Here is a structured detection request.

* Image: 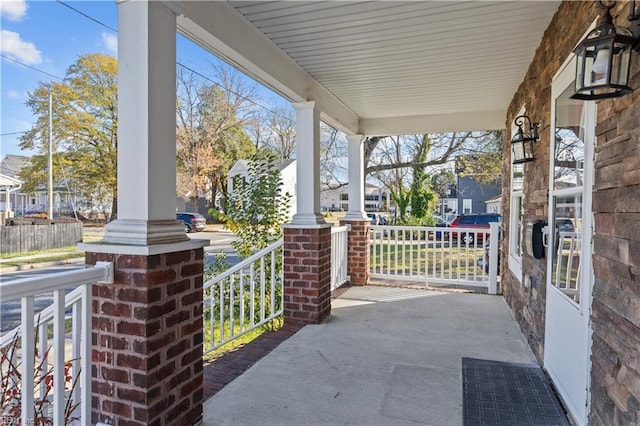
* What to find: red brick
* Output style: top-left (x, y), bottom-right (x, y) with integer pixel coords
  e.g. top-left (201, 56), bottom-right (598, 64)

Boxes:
top-left (117, 387), bottom-right (147, 405)
top-left (133, 269), bottom-right (177, 287)
top-left (117, 321), bottom-right (146, 336)
top-left (103, 399), bottom-right (131, 416)
top-left (181, 263), bottom-right (202, 278)
top-left (167, 338), bottom-right (190, 360)
top-left (102, 367), bottom-right (130, 384)
top-left (166, 279), bottom-right (191, 296)
top-left (117, 354), bottom-right (146, 371)
top-left (101, 301), bottom-right (132, 317)
top-left (165, 250), bottom-right (192, 265)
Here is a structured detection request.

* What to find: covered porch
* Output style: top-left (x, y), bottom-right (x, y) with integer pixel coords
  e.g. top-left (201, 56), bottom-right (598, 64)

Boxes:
top-left (10, 0), bottom-right (631, 424)
top-left (87, 1), bottom-right (563, 424)
top-left (202, 284), bottom-right (544, 425)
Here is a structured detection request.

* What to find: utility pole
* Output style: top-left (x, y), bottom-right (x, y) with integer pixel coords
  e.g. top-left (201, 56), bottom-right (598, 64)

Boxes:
top-left (48, 91), bottom-right (53, 220)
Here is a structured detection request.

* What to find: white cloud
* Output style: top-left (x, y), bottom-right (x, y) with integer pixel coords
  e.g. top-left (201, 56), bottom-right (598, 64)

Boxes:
top-left (0, 29), bottom-right (42, 65)
top-left (7, 89), bottom-right (24, 99)
top-left (0, 0), bottom-right (27, 22)
top-left (102, 32), bottom-right (117, 55)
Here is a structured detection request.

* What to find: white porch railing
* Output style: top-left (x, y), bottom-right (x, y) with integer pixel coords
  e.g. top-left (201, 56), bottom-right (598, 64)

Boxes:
top-left (370, 222), bottom-right (500, 294)
top-left (0, 262), bottom-right (114, 425)
top-left (203, 240), bottom-right (284, 355)
top-left (330, 225), bottom-right (349, 290)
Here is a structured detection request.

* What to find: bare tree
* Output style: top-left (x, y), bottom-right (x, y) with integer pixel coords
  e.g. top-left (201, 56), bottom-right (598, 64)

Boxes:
top-left (176, 65), bottom-right (257, 211)
top-left (262, 105), bottom-right (296, 159)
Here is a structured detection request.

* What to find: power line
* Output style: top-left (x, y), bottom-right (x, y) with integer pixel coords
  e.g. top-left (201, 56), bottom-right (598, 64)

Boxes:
top-left (55, 1), bottom-right (117, 33)
top-left (0, 131), bottom-right (29, 136)
top-left (0, 55), bottom-right (63, 80)
top-left (53, 0), bottom-right (295, 125)
top-left (176, 62), bottom-right (293, 124)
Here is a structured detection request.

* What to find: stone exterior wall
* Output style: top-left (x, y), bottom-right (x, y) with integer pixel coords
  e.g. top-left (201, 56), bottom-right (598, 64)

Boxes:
top-left (590, 49), bottom-right (640, 425)
top-left (502, 1), bottom-right (640, 424)
top-left (87, 249), bottom-right (204, 425)
top-left (502, 0), bottom-right (598, 363)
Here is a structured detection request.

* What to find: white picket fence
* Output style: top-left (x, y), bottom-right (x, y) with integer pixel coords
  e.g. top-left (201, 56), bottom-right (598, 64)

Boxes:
top-left (369, 222), bottom-right (499, 294)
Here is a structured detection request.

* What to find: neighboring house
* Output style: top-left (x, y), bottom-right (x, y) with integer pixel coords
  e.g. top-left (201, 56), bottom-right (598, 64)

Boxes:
top-left (485, 196), bottom-right (501, 213)
top-left (0, 154), bottom-right (94, 218)
top-left (227, 158), bottom-right (297, 219)
top-left (455, 156), bottom-right (502, 215)
top-left (320, 183), bottom-right (385, 212)
top-left (0, 173), bottom-right (22, 222)
top-left (1, 155), bottom-right (30, 217)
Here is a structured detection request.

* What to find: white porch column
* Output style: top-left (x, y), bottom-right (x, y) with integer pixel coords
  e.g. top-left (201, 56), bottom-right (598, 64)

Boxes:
top-left (343, 134), bottom-right (369, 221)
top-left (290, 101), bottom-right (326, 226)
top-left (101, 0), bottom-right (186, 245)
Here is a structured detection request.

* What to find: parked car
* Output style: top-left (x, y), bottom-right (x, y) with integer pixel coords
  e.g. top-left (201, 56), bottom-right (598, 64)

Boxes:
top-left (177, 212), bottom-right (206, 233)
top-left (367, 213), bottom-right (387, 225)
top-left (449, 213), bottom-right (501, 244)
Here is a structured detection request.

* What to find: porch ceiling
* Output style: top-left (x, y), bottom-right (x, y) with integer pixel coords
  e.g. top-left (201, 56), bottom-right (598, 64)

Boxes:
top-left (170, 1), bottom-right (561, 135)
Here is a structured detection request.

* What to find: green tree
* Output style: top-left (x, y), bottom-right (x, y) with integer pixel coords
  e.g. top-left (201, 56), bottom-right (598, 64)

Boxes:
top-left (409, 135), bottom-right (436, 219)
top-left (19, 54), bottom-right (118, 219)
top-left (212, 151), bottom-right (291, 259)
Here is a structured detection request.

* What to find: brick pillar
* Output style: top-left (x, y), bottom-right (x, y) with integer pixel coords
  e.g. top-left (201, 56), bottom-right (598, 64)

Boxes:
top-left (340, 219), bottom-right (370, 286)
top-left (87, 248), bottom-right (203, 425)
top-left (283, 225), bottom-right (332, 324)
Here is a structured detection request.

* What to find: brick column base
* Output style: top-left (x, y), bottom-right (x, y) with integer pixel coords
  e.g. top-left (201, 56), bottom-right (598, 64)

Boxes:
top-left (86, 248), bottom-right (204, 425)
top-left (283, 225), bottom-right (332, 324)
top-left (340, 220), bottom-right (370, 286)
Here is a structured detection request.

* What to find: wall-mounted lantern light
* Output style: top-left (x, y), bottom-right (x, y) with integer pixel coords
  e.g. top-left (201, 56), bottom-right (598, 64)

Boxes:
top-left (572, 0), bottom-right (640, 100)
top-left (511, 115), bottom-right (539, 164)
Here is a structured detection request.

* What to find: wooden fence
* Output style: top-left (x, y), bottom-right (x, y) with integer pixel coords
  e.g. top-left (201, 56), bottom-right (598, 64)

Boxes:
top-left (0, 222), bottom-right (83, 254)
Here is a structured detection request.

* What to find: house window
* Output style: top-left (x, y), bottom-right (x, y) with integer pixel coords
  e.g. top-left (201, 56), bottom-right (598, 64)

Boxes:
top-left (509, 109), bottom-right (525, 281)
top-left (463, 199), bottom-right (472, 214)
top-left (340, 193), bottom-right (348, 201)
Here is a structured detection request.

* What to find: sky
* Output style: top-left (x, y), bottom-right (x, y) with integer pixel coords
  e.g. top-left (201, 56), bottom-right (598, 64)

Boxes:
top-left (0, 0), bottom-right (289, 159)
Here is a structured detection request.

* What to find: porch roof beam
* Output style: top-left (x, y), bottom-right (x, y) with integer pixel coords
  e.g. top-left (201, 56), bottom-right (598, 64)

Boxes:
top-left (360, 109), bottom-right (505, 136)
top-left (169, 1), bottom-right (360, 135)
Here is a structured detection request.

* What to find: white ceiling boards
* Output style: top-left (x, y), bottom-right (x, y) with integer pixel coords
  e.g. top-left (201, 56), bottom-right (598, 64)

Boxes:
top-left (172, 1), bottom-right (561, 135)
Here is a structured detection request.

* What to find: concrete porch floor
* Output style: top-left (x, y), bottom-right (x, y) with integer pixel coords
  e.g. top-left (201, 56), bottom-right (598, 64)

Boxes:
top-left (203, 285), bottom-right (537, 425)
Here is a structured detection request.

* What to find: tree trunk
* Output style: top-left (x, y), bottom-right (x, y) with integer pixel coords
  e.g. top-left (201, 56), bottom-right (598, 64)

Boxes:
top-left (109, 196), bottom-right (117, 222)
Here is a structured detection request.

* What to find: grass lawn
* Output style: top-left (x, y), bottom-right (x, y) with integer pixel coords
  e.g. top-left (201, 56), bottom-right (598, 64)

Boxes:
top-left (370, 242), bottom-right (485, 276)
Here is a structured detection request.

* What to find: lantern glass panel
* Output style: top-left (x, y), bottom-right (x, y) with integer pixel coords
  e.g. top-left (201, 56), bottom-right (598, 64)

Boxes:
top-left (611, 41), bottom-right (631, 86)
top-left (523, 140), bottom-right (535, 160)
top-left (512, 140), bottom-right (524, 163)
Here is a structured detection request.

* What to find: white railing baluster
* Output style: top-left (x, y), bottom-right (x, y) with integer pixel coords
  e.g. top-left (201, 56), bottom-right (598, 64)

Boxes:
top-left (250, 263), bottom-right (255, 327)
top-left (21, 296), bottom-right (35, 426)
top-left (80, 278), bottom-right (92, 423)
top-left (260, 257), bottom-right (266, 322)
top-left (271, 250), bottom-right (276, 316)
top-left (219, 280), bottom-right (224, 343)
top-left (229, 275), bottom-right (236, 335)
top-left (53, 289), bottom-right (65, 425)
top-left (38, 321), bottom-right (48, 401)
top-left (239, 273), bottom-right (245, 332)
top-left (72, 300), bottom-right (81, 406)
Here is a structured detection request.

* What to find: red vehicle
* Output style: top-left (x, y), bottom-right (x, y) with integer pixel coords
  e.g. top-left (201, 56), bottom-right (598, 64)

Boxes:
top-left (449, 213), bottom-right (501, 244)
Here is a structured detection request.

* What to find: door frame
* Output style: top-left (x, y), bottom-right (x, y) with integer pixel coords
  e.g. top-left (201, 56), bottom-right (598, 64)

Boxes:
top-left (544, 53), bottom-right (596, 425)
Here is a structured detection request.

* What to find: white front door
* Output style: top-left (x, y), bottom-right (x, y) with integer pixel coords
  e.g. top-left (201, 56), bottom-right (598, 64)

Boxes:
top-left (544, 57), bottom-right (595, 426)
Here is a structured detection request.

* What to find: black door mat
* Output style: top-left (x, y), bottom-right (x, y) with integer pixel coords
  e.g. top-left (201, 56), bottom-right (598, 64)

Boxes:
top-left (462, 357), bottom-right (570, 426)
